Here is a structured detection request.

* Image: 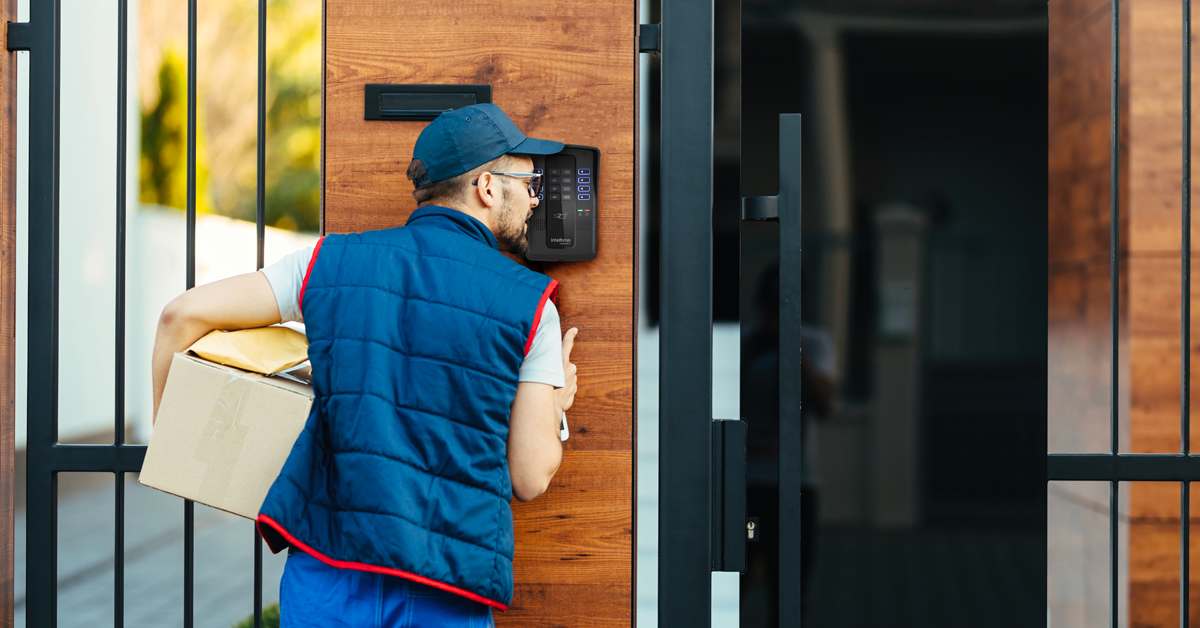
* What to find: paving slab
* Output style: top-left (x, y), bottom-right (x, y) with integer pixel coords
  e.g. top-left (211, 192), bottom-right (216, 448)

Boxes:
top-left (16, 474), bottom-right (285, 628)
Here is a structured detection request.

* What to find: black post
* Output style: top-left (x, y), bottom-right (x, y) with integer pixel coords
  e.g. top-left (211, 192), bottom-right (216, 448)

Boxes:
top-left (24, 0), bottom-right (61, 624)
top-left (658, 0), bottom-right (714, 623)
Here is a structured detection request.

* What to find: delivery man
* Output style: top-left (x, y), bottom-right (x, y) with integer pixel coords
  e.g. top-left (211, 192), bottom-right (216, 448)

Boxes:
top-left (151, 103), bottom-right (578, 627)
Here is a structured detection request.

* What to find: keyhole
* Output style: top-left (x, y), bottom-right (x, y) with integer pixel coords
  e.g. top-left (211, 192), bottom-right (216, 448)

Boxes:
top-left (746, 521), bottom-right (756, 540)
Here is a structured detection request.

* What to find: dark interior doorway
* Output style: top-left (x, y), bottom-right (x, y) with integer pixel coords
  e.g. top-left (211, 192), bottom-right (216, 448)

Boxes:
top-left (730, 8), bottom-right (1047, 628)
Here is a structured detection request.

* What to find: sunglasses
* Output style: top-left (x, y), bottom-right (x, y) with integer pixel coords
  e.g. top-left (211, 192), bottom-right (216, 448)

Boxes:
top-left (472, 172), bottom-right (542, 198)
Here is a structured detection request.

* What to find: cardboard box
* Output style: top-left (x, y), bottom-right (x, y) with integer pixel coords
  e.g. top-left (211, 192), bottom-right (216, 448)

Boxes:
top-left (140, 353), bottom-right (314, 519)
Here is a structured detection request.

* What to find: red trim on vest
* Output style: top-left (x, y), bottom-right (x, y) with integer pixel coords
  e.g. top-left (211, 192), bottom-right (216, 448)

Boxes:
top-left (256, 514), bottom-right (509, 612)
top-left (298, 236), bottom-right (326, 310)
top-left (525, 280), bottom-right (559, 356)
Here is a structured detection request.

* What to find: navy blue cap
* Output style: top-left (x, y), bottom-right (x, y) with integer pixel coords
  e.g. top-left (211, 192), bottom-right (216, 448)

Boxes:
top-left (412, 104), bottom-right (564, 187)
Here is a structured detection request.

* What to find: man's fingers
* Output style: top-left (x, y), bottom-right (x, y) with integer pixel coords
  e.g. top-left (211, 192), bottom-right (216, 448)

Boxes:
top-left (561, 327), bottom-right (579, 361)
top-left (558, 328), bottom-right (580, 414)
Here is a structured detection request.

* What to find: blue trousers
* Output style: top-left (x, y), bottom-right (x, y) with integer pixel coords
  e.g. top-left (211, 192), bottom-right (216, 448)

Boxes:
top-left (280, 550), bottom-right (495, 628)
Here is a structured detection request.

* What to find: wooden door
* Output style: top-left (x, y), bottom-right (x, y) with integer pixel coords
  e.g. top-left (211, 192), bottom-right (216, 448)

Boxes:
top-left (323, 2), bottom-right (637, 625)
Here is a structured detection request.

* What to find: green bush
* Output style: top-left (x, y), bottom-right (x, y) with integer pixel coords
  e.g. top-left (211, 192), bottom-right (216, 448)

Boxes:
top-left (232, 603), bottom-right (280, 628)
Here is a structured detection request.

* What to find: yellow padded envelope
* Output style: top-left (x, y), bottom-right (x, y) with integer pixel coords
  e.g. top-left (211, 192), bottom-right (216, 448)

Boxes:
top-left (187, 327), bottom-right (309, 375)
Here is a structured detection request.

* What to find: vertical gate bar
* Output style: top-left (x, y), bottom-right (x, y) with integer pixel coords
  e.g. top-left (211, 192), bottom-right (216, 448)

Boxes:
top-left (1185, 481), bottom-right (1191, 627)
top-left (1111, 0), bottom-right (1121, 459)
top-left (777, 115), bottom-right (803, 628)
top-left (115, 469), bottom-right (125, 626)
top-left (254, 529), bottom-right (262, 626)
top-left (254, 0), bottom-right (267, 624)
top-left (1185, 0), bottom-right (1192, 459)
top-left (186, 0), bottom-right (196, 292)
top-left (115, 0), bottom-right (129, 622)
top-left (256, 0), bottom-right (266, 272)
top-left (1110, 1), bottom-right (1121, 625)
top-left (1112, 480), bottom-right (1120, 628)
top-left (185, 0), bottom-right (198, 625)
top-left (658, 0), bottom-right (714, 622)
top-left (25, 0), bottom-right (62, 624)
top-left (115, 0), bottom-right (128, 450)
top-left (1185, 2), bottom-right (1192, 625)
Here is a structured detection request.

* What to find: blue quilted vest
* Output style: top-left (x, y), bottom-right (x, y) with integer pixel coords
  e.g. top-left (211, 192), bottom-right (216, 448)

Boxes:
top-left (256, 205), bottom-right (558, 611)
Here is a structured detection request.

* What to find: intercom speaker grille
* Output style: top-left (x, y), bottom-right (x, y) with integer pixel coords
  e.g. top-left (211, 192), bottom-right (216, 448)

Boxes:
top-left (577, 217), bottom-right (592, 232)
top-left (531, 219), bottom-right (547, 231)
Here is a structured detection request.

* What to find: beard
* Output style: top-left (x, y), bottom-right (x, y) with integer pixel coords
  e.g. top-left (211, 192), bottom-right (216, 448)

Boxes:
top-left (493, 186), bottom-right (529, 255)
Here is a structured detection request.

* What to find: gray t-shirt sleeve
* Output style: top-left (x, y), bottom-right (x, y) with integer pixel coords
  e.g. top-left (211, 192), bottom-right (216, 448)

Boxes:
top-left (519, 300), bottom-right (565, 388)
top-left (260, 245), bottom-right (313, 323)
top-left (262, 244), bottom-right (565, 386)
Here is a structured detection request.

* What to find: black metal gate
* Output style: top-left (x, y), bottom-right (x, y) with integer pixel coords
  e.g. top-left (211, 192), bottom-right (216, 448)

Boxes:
top-left (10, 0), bottom-right (1068, 626)
top-left (10, 0), bottom-right (273, 624)
top-left (652, 0), bottom-right (804, 625)
top-left (1045, 1), bottom-right (1198, 626)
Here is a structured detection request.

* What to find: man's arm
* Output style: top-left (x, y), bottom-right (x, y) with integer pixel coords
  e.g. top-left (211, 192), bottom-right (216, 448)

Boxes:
top-left (507, 327), bottom-right (578, 502)
top-left (152, 272), bottom-right (282, 422)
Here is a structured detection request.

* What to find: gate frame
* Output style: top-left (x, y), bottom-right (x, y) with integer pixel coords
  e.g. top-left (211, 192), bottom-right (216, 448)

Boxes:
top-left (10, 0), bottom-right (271, 625)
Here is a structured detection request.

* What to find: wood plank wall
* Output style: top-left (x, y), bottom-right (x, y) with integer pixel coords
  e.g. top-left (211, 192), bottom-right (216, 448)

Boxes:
top-left (0, 0), bottom-right (15, 622)
top-left (1051, 0), bottom-right (1200, 624)
top-left (323, 2), bottom-right (637, 625)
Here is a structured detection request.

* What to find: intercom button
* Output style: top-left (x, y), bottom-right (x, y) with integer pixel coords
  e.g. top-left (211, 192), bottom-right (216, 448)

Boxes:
top-left (578, 177), bottom-right (590, 183)
top-left (578, 168), bottom-right (591, 175)
top-left (550, 177), bottom-right (560, 184)
top-left (550, 169), bottom-right (560, 175)
top-left (578, 186), bottom-right (590, 192)
top-left (563, 194), bottom-right (574, 200)
top-left (550, 186), bottom-right (560, 193)
top-left (550, 194), bottom-right (561, 201)
top-left (578, 194), bottom-right (591, 200)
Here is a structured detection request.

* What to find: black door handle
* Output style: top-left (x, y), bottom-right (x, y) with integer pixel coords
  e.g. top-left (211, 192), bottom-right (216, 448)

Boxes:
top-left (741, 113), bottom-right (803, 627)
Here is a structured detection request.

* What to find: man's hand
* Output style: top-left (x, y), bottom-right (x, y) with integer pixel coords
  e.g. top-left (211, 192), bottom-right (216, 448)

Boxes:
top-left (555, 327), bottom-right (579, 415)
top-left (507, 326), bottom-right (580, 502)
top-left (152, 272), bottom-right (281, 422)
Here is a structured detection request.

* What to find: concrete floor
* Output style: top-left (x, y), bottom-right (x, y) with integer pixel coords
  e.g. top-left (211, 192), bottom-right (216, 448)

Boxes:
top-left (15, 474), bottom-right (287, 628)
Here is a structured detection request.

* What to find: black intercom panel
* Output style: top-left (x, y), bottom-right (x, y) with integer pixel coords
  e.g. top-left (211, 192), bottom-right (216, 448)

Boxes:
top-left (526, 145), bottom-right (599, 262)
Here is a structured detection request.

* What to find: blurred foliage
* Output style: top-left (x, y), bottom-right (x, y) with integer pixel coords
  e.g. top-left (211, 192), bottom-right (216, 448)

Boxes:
top-left (139, 48), bottom-right (213, 213)
top-left (232, 604), bottom-right (280, 628)
top-left (264, 0), bottom-right (321, 232)
top-left (139, 0), bottom-right (320, 232)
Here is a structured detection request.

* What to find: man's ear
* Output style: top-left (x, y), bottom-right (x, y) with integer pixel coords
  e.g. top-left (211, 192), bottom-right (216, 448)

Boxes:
top-left (474, 172), bottom-right (501, 209)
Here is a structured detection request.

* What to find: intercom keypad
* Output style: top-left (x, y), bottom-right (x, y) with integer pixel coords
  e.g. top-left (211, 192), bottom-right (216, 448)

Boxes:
top-left (526, 145), bottom-right (599, 262)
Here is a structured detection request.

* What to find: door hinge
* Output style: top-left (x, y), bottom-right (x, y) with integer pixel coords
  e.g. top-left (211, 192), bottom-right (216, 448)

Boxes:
top-left (639, 23), bottom-right (660, 54)
top-left (6, 21), bottom-right (31, 52)
top-left (712, 418), bottom-right (747, 573)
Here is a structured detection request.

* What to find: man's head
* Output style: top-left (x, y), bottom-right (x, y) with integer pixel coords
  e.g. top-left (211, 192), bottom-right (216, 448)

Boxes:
top-left (406, 104), bottom-right (563, 253)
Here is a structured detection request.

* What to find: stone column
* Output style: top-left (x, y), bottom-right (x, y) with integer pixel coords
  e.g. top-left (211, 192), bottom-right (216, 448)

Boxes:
top-left (869, 204), bottom-right (927, 528)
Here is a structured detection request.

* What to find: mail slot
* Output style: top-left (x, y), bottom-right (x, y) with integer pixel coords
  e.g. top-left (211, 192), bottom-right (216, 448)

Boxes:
top-left (364, 84), bottom-right (492, 121)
